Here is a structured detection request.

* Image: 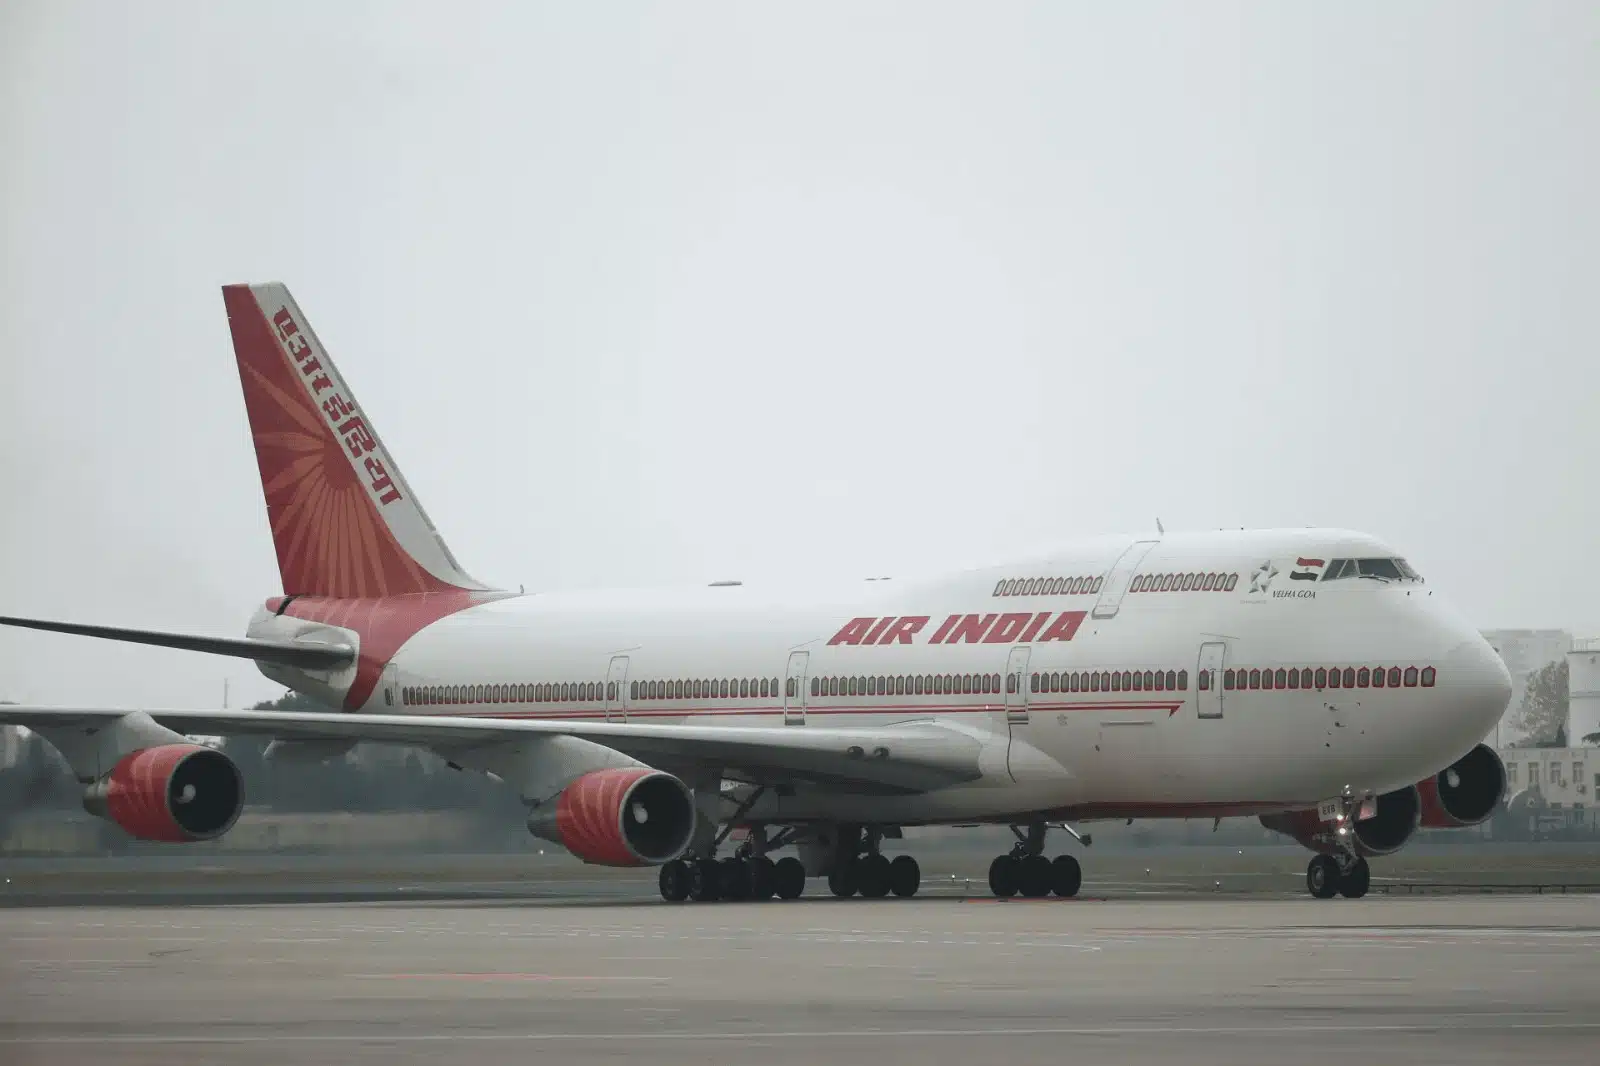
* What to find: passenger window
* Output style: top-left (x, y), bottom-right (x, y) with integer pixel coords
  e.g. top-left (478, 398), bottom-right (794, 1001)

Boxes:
top-left (1131, 671), bottom-right (1143, 691)
top-left (1197, 671), bottom-right (1209, 691)
top-left (1203, 573), bottom-right (1217, 591)
top-left (1388, 667), bottom-right (1403, 688)
top-left (1300, 668), bottom-right (1313, 688)
top-left (1371, 667), bottom-right (1385, 688)
top-left (1421, 666), bottom-right (1436, 687)
top-left (1224, 573), bottom-right (1238, 591)
top-left (1274, 668), bottom-right (1287, 689)
top-left (1343, 667), bottom-right (1357, 688)
top-left (1357, 667), bottom-right (1371, 687)
top-left (1223, 669), bottom-right (1235, 690)
top-left (1314, 667), bottom-right (1328, 689)
top-left (758, 678), bottom-right (768, 698)
top-left (1177, 670), bottom-right (1188, 690)
top-left (1404, 667), bottom-right (1419, 687)
top-left (1287, 669), bottom-right (1300, 690)
top-left (1165, 669), bottom-right (1177, 690)
top-left (1090, 672), bottom-right (1100, 693)
top-left (1092, 577), bottom-right (1103, 593)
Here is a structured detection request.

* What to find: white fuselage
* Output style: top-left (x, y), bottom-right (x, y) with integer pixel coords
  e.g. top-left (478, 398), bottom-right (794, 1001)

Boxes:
top-left (254, 528), bottom-right (1511, 826)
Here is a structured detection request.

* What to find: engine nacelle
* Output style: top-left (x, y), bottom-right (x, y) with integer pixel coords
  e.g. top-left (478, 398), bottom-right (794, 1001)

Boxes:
top-left (1417, 743), bottom-right (1506, 828)
top-left (1260, 784), bottom-right (1421, 858)
top-left (526, 768), bottom-right (694, 867)
top-left (83, 744), bottom-right (244, 842)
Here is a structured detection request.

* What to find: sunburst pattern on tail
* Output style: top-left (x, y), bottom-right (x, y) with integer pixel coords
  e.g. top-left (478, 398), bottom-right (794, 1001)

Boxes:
top-left (222, 283), bottom-right (490, 598)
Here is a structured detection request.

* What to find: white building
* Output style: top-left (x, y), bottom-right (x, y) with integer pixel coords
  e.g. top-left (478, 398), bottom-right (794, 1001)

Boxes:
top-left (1481, 629), bottom-right (1572, 745)
top-left (1568, 638), bottom-right (1600, 747)
top-left (1498, 745), bottom-right (1596, 817)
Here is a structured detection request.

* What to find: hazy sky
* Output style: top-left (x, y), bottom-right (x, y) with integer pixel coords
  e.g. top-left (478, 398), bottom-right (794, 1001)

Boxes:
top-left (2, 2), bottom-right (1596, 709)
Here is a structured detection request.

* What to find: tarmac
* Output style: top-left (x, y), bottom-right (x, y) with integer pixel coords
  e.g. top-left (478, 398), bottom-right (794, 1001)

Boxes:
top-left (3, 892), bottom-right (1598, 1065)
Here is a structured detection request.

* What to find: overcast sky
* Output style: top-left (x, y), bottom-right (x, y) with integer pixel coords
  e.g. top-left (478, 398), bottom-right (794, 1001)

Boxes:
top-left (2, 2), bottom-right (1596, 709)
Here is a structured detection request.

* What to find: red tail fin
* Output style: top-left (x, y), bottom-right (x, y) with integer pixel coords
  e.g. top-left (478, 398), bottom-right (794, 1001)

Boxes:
top-left (222, 284), bottom-right (490, 598)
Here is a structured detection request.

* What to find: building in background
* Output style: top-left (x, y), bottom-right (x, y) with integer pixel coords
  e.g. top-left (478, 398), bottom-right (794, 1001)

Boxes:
top-left (1481, 629), bottom-right (1572, 745)
top-left (1568, 638), bottom-right (1600, 747)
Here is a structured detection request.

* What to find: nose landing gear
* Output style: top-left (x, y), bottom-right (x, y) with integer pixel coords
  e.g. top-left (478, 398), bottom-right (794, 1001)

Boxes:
top-left (1304, 791), bottom-right (1374, 899)
top-left (1306, 854), bottom-right (1371, 899)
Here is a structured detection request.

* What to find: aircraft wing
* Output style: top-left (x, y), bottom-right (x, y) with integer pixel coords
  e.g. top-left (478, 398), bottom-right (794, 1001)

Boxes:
top-left (0, 706), bottom-right (986, 794)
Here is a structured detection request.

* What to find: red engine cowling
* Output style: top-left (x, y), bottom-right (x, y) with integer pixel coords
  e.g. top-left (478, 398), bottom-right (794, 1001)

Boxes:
top-left (1417, 744), bottom-right (1506, 828)
top-left (1259, 784), bottom-right (1421, 858)
top-left (83, 744), bottom-right (244, 842)
top-left (526, 768), bottom-right (695, 866)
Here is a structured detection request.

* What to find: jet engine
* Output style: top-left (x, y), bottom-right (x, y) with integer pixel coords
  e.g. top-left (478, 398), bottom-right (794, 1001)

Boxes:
top-left (82, 744), bottom-right (244, 842)
top-left (1416, 744), bottom-right (1506, 828)
top-left (526, 767), bottom-right (695, 867)
top-left (1259, 784), bottom-right (1421, 858)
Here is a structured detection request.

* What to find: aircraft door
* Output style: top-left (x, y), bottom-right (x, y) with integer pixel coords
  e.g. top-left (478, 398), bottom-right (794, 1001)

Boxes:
top-left (1092, 539), bottom-right (1160, 620)
top-left (1196, 642), bottom-right (1225, 719)
top-left (606, 655), bottom-right (631, 722)
top-left (1004, 645), bottom-right (1032, 726)
top-left (784, 650), bottom-right (809, 726)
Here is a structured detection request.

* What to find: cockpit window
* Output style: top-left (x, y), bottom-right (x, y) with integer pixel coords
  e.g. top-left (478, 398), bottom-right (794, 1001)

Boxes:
top-left (1321, 557), bottom-right (1422, 583)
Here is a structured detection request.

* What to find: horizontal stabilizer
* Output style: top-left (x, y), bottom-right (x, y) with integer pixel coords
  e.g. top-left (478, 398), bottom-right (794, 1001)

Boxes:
top-left (0, 615), bottom-right (354, 670)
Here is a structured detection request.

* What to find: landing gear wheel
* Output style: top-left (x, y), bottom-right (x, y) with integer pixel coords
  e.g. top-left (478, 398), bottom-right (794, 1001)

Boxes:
top-left (747, 857), bottom-right (777, 900)
top-left (1050, 855), bottom-right (1082, 898)
top-left (774, 856), bottom-right (806, 900)
top-left (720, 857), bottom-right (752, 901)
top-left (1339, 858), bottom-right (1370, 899)
top-left (690, 858), bottom-right (721, 902)
top-left (828, 862), bottom-right (858, 898)
top-left (857, 854), bottom-right (892, 899)
top-left (658, 859), bottom-right (691, 902)
top-left (1018, 855), bottom-right (1052, 898)
top-left (988, 855), bottom-right (1019, 898)
top-left (889, 855), bottom-right (921, 898)
top-left (1306, 854), bottom-right (1342, 899)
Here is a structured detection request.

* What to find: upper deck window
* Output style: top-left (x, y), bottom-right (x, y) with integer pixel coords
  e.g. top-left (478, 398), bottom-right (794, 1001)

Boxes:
top-left (1321, 557), bottom-right (1422, 583)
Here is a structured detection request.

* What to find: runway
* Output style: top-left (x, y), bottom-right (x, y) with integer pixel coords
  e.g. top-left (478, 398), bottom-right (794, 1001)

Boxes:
top-left (3, 895), bottom-right (1598, 1065)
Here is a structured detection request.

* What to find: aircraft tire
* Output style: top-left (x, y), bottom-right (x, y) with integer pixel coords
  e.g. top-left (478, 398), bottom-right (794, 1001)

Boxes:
top-left (1338, 858), bottom-right (1370, 899)
top-left (720, 857), bottom-right (752, 901)
top-left (748, 856), bottom-right (777, 900)
top-left (828, 863), bottom-right (858, 898)
top-left (658, 859), bottom-right (691, 902)
top-left (988, 855), bottom-right (1020, 898)
top-left (889, 855), bottom-right (921, 898)
top-left (1050, 854), bottom-right (1082, 898)
top-left (1306, 854), bottom-right (1342, 899)
top-left (691, 859), bottom-right (722, 902)
top-left (774, 856), bottom-right (806, 899)
top-left (857, 854), bottom-right (892, 899)
top-left (1018, 855), bottom-right (1052, 897)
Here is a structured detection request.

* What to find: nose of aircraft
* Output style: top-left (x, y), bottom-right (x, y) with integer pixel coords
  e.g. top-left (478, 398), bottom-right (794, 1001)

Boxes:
top-left (1440, 634), bottom-right (1513, 747)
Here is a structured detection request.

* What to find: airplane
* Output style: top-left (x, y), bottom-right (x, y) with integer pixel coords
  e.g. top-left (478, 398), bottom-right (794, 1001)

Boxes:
top-left (0, 283), bottom-right (1513, 903)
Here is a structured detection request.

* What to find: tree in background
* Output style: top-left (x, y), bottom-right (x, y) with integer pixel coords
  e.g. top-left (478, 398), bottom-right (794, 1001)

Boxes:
top-left (1512, 659), bottom-right (1569, 747)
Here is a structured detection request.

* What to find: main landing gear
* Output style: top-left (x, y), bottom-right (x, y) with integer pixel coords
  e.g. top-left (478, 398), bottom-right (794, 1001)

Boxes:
top-left (1305, 854), bottom-right (1370, 899)
top-left (658, 853), bottom-right (807, 903)
top-left (987, 822), bottom-right (1085, 899)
